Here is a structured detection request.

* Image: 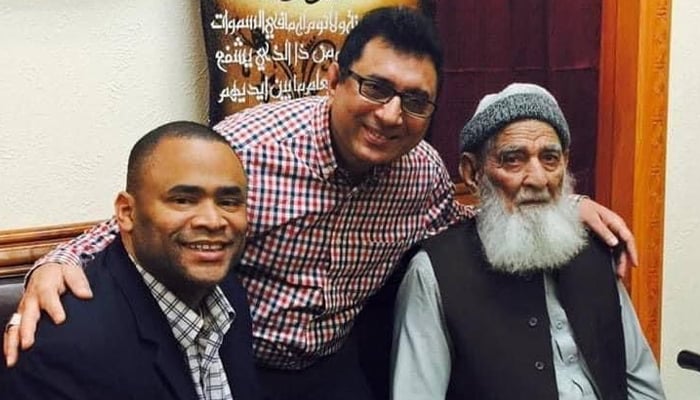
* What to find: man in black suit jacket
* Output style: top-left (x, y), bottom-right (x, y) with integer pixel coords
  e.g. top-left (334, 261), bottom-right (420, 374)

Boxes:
top-left (0, 121), bottom-right (261, 399)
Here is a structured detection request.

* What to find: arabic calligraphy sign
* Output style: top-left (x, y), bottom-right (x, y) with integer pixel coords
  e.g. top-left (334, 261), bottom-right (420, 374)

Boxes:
top-left (201, 0), bottom-right (427, 124)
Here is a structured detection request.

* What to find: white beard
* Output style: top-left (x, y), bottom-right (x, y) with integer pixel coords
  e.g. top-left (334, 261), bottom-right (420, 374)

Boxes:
top-left (475, 173), bottom-right (587, 275)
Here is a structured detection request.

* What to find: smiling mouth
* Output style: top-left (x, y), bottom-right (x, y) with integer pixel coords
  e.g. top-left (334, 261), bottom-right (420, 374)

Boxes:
top-left (184, 241), bottom-right (230, 251)
top-left (364, 126), bottom-right (397, 144)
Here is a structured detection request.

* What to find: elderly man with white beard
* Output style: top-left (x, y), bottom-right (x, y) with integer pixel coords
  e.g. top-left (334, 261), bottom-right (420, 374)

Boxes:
top-left (390, 83), bottom-right (665, 400)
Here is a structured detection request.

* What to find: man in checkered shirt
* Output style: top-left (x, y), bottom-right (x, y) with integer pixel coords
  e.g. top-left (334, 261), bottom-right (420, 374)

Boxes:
top-left (4, 7), bottom-right (636, 400)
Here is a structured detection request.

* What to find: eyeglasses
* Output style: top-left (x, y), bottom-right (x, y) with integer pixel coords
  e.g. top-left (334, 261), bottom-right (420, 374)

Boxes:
top-left (346, 70), bottom-right (437, 119)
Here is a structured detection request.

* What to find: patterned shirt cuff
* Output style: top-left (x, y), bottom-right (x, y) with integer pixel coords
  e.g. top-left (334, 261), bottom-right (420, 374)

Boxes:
top-left (25, 251), bottom-right (83, 287)
top-left (569, 194), bottom-right (590, 206)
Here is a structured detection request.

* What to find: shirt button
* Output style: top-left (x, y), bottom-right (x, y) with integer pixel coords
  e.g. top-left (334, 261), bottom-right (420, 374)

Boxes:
top-left (567, 354), bottom-right (578, 363)
top-left (534, 361), bottom-right (545, 370)
top-left (528, 317), bottom-right (538, 327)
top-left (556, 321), bottom-right (564, 330)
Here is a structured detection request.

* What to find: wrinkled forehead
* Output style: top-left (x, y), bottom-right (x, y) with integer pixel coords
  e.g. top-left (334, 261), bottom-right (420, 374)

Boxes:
top-left (491, 119), bottom-right (562, 152)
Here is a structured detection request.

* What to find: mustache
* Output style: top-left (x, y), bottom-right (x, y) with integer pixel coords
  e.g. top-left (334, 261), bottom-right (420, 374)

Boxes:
top-left (514, 188), bottom-right (552, 205)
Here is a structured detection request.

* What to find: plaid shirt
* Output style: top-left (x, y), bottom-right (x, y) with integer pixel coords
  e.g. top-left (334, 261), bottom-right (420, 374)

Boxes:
top-left (134, 261), bottom-right (235, 400)
top-left (37, 96), bottom-right (473, 369)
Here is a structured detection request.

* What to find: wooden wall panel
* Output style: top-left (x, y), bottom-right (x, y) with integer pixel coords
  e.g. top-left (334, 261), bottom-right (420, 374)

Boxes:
top-left (597, 0), bottom-right (670, 358)
top-left (0, 222), bottom-right (99, 279)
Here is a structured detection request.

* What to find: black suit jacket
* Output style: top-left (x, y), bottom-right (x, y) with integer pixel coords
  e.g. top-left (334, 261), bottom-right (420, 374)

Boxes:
top-left (0, 237), bottom-right (261, 400)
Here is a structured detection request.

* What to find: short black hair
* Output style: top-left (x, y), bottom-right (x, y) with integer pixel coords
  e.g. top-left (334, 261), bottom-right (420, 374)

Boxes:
top-left (337, 6), bottom-right (443, 84)
top-left (126, 121), bottom-right (230, 193)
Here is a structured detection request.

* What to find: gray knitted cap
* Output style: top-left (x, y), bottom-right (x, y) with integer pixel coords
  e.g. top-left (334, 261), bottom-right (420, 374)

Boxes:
top-left (460, 83), bottom-right (570, 153)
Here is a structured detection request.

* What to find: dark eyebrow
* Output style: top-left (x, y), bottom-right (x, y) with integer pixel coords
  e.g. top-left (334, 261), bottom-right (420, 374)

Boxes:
top-left (364, 73), bottom-right (393, 86)
top-left (216, 186), bottom-right (246, 198)
top-left (364, 74), bottom-right (431, 98)
top-left (167, 185), bottom-right (247, 197)
top-left (168, 185), bottom-right (247, 196)
top-left (167, 185), bottom-right (205, 196)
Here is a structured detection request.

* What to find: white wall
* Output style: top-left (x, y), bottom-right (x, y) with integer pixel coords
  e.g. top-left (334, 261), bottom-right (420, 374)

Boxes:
top-left (0, 0), bottom-right (208, 229)
top-left (661, 0), bottom-right (700, 396)
top-left (2, 0), bottom-right (700, 395)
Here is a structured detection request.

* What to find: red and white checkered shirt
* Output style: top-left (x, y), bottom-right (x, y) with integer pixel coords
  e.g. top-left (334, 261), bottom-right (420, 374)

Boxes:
top-left (37, 96), bottom-right (474, 369)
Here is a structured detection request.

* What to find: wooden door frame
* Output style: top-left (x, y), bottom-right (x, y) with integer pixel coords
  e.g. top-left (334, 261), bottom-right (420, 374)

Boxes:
top-left (597, 0), bottom-right (671, 357)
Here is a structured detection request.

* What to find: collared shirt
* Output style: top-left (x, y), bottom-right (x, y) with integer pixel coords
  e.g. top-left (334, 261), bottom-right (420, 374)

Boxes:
top-left (133, 261), bottom-right (236, 400)
top-left (390, 250), bottom-right (666, 400)
top-left (37, 96), bottom-right (473, 369)
top-left (544, 274), bottom-right (600, 399)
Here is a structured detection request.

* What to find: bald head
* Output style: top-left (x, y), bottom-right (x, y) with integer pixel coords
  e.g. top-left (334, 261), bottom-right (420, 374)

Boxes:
top-left (126, 121), bottom-right (232, 194)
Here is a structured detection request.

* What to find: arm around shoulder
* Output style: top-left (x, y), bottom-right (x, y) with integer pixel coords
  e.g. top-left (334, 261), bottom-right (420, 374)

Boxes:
top-left (32, 217), bottom-right (121, 271)
top-left (4, 218), bottom-right (118, 367)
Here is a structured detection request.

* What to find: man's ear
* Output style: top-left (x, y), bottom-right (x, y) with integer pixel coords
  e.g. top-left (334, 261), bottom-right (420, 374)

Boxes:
top-left (459, 152), bottom-right (480, 195)
top-left (114, 191), bottom-right (136, 233)
top-left (326, 62), bottom-right (341, 104)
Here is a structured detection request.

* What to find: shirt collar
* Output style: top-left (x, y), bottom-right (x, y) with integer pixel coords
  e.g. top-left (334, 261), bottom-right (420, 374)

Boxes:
top-left (130, 256), bottom-right (235, 348)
